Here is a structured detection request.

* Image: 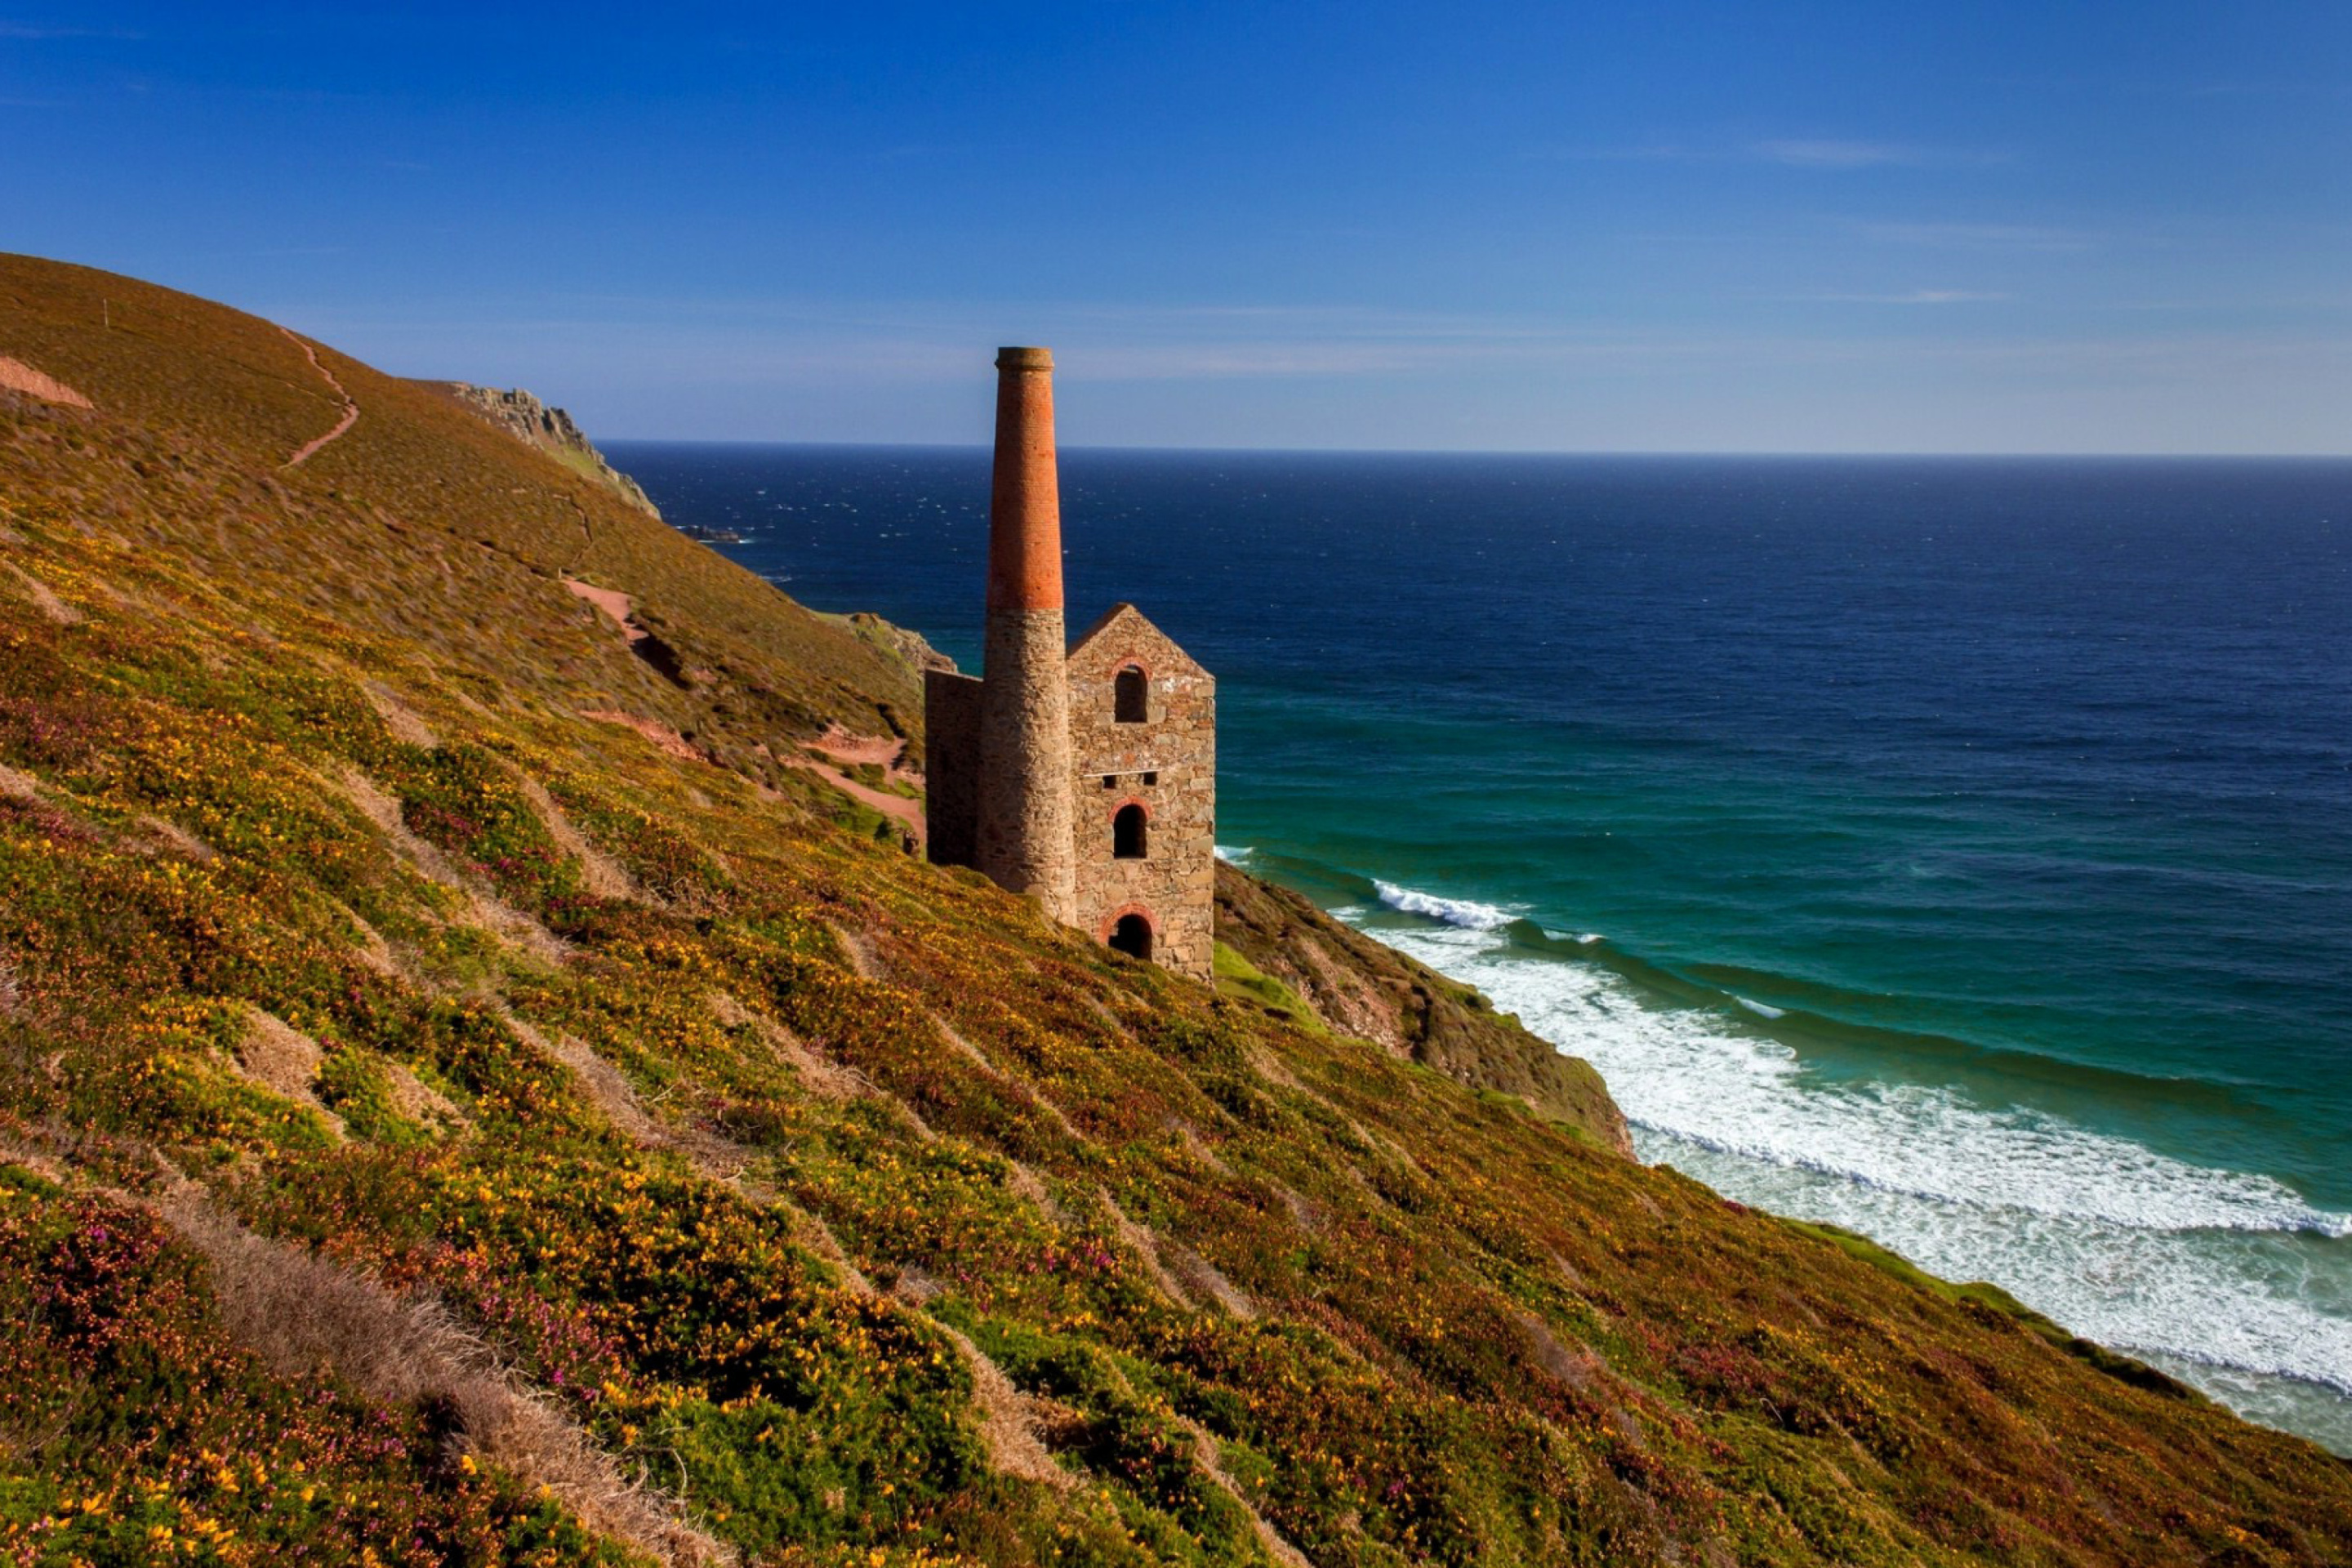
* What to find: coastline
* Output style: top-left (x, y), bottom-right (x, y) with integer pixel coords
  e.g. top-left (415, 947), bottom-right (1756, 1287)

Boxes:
top-left (1219, 845), bottom-right (2352, 1456)
top-left (616, 439), bottom-right (2352, 1459)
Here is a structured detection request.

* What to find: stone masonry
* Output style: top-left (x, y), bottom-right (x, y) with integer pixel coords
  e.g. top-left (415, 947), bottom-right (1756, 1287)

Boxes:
top-left (972, 346), bottom-right (1076, 923)
top-left (1065, 604), bottom-right (1216, 981)
top-left (925, 348), bottom-right (1215, 982)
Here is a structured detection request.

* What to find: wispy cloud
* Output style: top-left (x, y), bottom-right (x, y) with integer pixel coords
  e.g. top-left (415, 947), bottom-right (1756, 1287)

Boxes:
top-left (0, 20), bottom-right (141, 39)
top-left (1528, 141), bottom-right (1695, 163)
top-left (1860, 220), bottom-right (2100, 252)
top-left (1535, 138), bottom-right (2005, 170)
top-left (1813, 289), bottom-right (2013, 305)
top-left (1753, 139), bottom-right (2008, 169)
top-left (1753, 139), bottom-right (1922, 169)
top-left (212, 245), bottom-right (349, 260)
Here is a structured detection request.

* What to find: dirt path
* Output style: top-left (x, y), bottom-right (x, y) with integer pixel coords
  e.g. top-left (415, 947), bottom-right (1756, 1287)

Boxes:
top-left (581, 709), bottom-right (704, 764)
top-left (280, 327), bottom-right (359, 467)
top-left (797, 726), bottom-right (924, 840)
top-left (0, 354), bottom-right (91, 409)
top-left (789, 759), bottom-right (924, 840)
top-left (564, 577), bottom-right (648, 644)
top-left (809, 726), bottom-right (906, 769)
top-left (808, 725), bottom-right (924, 789)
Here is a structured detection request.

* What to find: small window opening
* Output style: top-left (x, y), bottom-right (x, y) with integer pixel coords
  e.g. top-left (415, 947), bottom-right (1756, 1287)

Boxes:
top-left (1114, 666), bottom-right (1148, 724)
top-left (1142, 770), bottom-right (1158, 786)
top-left (1109, 913), bottom-right (1153, 961)
top-left (1113, 804), bottom-right (1147, 860)
top-left (1102, 774), bottom-right (1116, 789)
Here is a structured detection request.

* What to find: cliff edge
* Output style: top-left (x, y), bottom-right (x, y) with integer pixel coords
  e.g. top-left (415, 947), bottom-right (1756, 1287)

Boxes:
top-left (1214, 861), bottom-right (1633, 1155)
top-left (420, 379), bottom-right (665, 519)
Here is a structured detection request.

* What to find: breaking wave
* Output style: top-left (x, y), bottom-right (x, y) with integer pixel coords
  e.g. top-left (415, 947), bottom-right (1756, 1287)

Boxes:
top-left (1372, 879), bottom-right (1518, 930)
top-left (1346, 897), bottom-right (2352, 1445)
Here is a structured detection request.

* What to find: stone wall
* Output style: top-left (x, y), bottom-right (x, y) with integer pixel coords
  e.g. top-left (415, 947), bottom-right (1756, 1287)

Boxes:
top-left (975, 608), bottom-right (1077, 922)
top-left (1065, 604), bottom-right (1215, 982)
top-left (923, 669), bottom-right (984, 871)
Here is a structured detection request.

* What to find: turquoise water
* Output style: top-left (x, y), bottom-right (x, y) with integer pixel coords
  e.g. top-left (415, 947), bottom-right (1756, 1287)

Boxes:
top-left (613, 443), bottom-right (2352, 1452)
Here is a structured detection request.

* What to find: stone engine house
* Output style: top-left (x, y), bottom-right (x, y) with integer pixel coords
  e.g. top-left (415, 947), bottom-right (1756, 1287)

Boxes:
top-left (925, 347), bottom-right (1215, 982)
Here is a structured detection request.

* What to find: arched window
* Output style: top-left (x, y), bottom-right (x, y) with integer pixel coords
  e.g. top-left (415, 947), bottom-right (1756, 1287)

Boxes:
top-left (1109, 913), bottom-right (1153, 960)
top-left (1114, 666), bottom-right (1148, 724)
top-left (1113, 803), bottom-right (1147, 860)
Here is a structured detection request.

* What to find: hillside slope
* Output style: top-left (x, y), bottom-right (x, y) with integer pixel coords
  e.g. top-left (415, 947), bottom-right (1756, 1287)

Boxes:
top-left (1213, 866), bottom-right (1629, 1156)
top-left (418, 380), bottom-right (666, 519)
top-left (0, 256), bottom-right (926, 772)
top-left (5, 255), bottom-right (2351, 1567)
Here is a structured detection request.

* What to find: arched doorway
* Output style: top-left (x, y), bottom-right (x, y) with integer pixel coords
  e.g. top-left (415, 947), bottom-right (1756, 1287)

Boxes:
top-left (1108, 912), bottom-right (1153, 961)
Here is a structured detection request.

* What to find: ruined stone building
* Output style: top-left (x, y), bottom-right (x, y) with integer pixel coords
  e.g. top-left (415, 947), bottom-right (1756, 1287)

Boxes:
top-left (925, 348), bottom-right (1215, 982)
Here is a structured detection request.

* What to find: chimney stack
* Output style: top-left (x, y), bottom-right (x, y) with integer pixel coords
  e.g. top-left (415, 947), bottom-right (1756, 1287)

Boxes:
top-left (973, 347), bottom-right (1077, 919)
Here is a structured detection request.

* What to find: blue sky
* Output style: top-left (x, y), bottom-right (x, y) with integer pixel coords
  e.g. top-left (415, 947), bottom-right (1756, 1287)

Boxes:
top-left (5, 2), bottom-right (2348, 452)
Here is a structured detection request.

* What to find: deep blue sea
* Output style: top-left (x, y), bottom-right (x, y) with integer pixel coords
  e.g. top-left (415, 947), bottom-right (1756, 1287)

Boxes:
top-left (610, 442), bottom-right (2352, 1453)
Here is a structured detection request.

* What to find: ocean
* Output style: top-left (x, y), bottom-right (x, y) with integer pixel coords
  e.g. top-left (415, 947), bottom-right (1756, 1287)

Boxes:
top-left (608, 442), bottom-right (2352, 1454)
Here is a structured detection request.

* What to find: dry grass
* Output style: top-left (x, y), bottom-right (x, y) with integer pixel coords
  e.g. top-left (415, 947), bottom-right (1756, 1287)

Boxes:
top-left (511, 1017), bottom-right (666, 1148)
top-left (232, 1009), bottom-right (344, 1140)
top-left (2, 559), bottom-right (80, 625)
top-left (1169, 1247), bottom-right (1257, 1321)
top-left (512, 772), bottom-right (642, 902)
top-left (934, 1325), bottom-right (1076, 1492)
top-left (334, 764), bottom-right (571, 967)
top-left (1095, 1188), bottom-right (1193, 1310)
top-left (383, 1062), bottom-right (469, 1134)
top-left (162, 1202), bottom-right (732, 1567)
top-left (360, 680), bottom-right (441, 748)
top-left (1177, 1418), bottom-right (1312, 1568)
top-left (131, 813), bottom-right (216, 862)
top-left (775, 1200), bottom-right (877, 1298)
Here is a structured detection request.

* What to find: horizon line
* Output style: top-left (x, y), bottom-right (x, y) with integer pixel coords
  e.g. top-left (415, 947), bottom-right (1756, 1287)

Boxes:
top-left (598, 437), bottom-right (2352, 463)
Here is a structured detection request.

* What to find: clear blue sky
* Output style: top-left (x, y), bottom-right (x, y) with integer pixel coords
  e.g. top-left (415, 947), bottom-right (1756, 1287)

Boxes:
top-left (6, 3), bottom-right (2348, 452)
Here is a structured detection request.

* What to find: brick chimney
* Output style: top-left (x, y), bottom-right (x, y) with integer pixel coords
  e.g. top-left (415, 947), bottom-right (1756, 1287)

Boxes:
top-left (974, 346), bottom-right (1077, 920)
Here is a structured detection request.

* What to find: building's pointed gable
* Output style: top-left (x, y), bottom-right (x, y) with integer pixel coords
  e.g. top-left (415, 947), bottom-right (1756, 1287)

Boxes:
top-left (1062, 599), bottom-right (1216, 982)
top-left (1066, 601), bottom-right (1207, 681)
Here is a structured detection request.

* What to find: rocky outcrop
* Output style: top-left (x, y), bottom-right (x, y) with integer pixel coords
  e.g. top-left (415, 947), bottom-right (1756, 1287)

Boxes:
top-left (1214, 861), bottom-right (1633, 1155)
top-left (838, 610), bottom-right (958, 677)
top-left (422, 381), bottom-right (662, 518)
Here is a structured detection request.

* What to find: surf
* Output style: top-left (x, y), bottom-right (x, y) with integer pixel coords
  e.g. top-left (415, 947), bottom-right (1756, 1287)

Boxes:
top-left (1343, 891), bottom-right (2352, 1449)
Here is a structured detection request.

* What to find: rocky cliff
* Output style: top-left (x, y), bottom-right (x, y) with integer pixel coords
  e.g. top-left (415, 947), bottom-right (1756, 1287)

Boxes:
top-left (1214, 862), bottom-right (1633, 1156)
top-left (421, 379), bottom-right (665, 519)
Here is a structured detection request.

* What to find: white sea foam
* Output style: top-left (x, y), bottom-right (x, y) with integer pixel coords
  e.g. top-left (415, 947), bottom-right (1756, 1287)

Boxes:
top-left (1214, 844), bottom-right (1253, 864)
top-left (1352, 916), bottom-right (2352, 1423)
top-left (1735, 996), bottom-right (1787, 1019)
top-left (1372, 879), bottom-right (1518, 930)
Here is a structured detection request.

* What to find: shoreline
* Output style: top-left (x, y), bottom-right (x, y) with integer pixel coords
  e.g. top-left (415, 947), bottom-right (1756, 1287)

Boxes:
top-left (1220, 848), bottom-right (2352, 1457)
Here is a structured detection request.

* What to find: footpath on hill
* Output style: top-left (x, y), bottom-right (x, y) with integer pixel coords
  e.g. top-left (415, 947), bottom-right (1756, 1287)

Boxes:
top-left (2, 251), bottom-right (2350, 1568)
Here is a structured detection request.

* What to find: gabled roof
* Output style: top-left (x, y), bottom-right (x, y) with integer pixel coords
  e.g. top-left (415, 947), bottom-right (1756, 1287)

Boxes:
top-left (1065, 601), bottom-right (1208, 678)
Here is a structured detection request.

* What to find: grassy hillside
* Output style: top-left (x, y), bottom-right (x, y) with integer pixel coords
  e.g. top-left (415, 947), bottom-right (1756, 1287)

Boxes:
top-left (1212, 868), bottom-right (1627, 1156)
top-left (0, 256), bottom-right (926, 772)
top-left (4, 255), bottom-right (2350, 1567)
